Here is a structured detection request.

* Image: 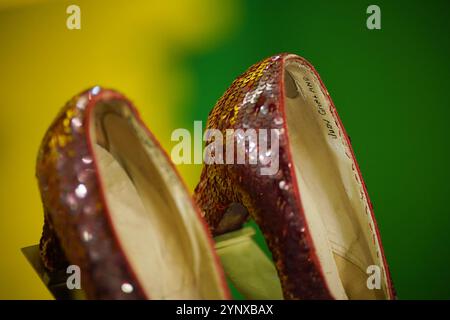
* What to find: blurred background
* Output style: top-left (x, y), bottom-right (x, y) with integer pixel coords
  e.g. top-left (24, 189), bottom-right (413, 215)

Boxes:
top-left (1, 0), bottom-right (449, 299)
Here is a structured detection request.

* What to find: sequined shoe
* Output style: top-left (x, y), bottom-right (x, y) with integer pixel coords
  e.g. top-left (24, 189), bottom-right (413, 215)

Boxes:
top-left (194, 53), bottom-right (395, 300)
top-left (36, 87), bottom-right (229, 300)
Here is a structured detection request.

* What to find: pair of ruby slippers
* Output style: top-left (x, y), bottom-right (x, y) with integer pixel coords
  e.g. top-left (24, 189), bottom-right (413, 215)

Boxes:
top-left (36, 53), bottom-right (395, 300)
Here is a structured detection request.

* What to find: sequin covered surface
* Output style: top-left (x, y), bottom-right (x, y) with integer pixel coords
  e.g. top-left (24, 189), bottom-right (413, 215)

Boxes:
top-left (37, 87), bottom-right (229, 299)
top-left (194, 53), bottom-right (395, 300)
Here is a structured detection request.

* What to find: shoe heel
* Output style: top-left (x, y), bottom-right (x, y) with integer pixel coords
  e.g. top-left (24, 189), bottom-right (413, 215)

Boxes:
top-left (39, 205), bottom-right (68, 272)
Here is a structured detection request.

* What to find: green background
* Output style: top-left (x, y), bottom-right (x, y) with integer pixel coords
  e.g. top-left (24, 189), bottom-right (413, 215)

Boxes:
top-left (178, 0), bottom-right (450, 299)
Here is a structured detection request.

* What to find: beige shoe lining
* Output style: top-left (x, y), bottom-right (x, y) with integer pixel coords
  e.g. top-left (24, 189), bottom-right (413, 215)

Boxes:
top-left (284, 60), bottom-right (389, 299)
top-left (89, 102), bottom-right (226, 299)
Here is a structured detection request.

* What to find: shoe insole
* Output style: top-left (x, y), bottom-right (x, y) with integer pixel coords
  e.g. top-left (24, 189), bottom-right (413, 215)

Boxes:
top-left (284, 62), bottom-right (388, 299)
top-left (91, 105), bottom-right (226, 299)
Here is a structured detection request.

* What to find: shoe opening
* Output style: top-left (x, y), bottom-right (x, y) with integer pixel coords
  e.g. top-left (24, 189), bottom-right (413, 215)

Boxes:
top-left (283, 59), bottom-right (390, 300)
top-left (89, 100), bottom-right (226, 299)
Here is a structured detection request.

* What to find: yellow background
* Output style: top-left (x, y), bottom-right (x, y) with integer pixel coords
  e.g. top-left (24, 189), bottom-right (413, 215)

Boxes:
top-left (0, 0), bottom-right (237, 299)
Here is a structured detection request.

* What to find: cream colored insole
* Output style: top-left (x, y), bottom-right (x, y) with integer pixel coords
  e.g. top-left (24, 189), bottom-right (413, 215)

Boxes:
top-left (91, 109), bottom-right (225, 300)
top-left (95, 144), bottom-right (203, 299)
top-left (284, 62), bottom-right (387, 299)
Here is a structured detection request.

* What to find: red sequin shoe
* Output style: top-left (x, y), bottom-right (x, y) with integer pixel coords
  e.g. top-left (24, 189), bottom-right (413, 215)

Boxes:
top-left (194, 54), bottom-right (395, 300)
top-left (36, 87), bottom-right (229, 299)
